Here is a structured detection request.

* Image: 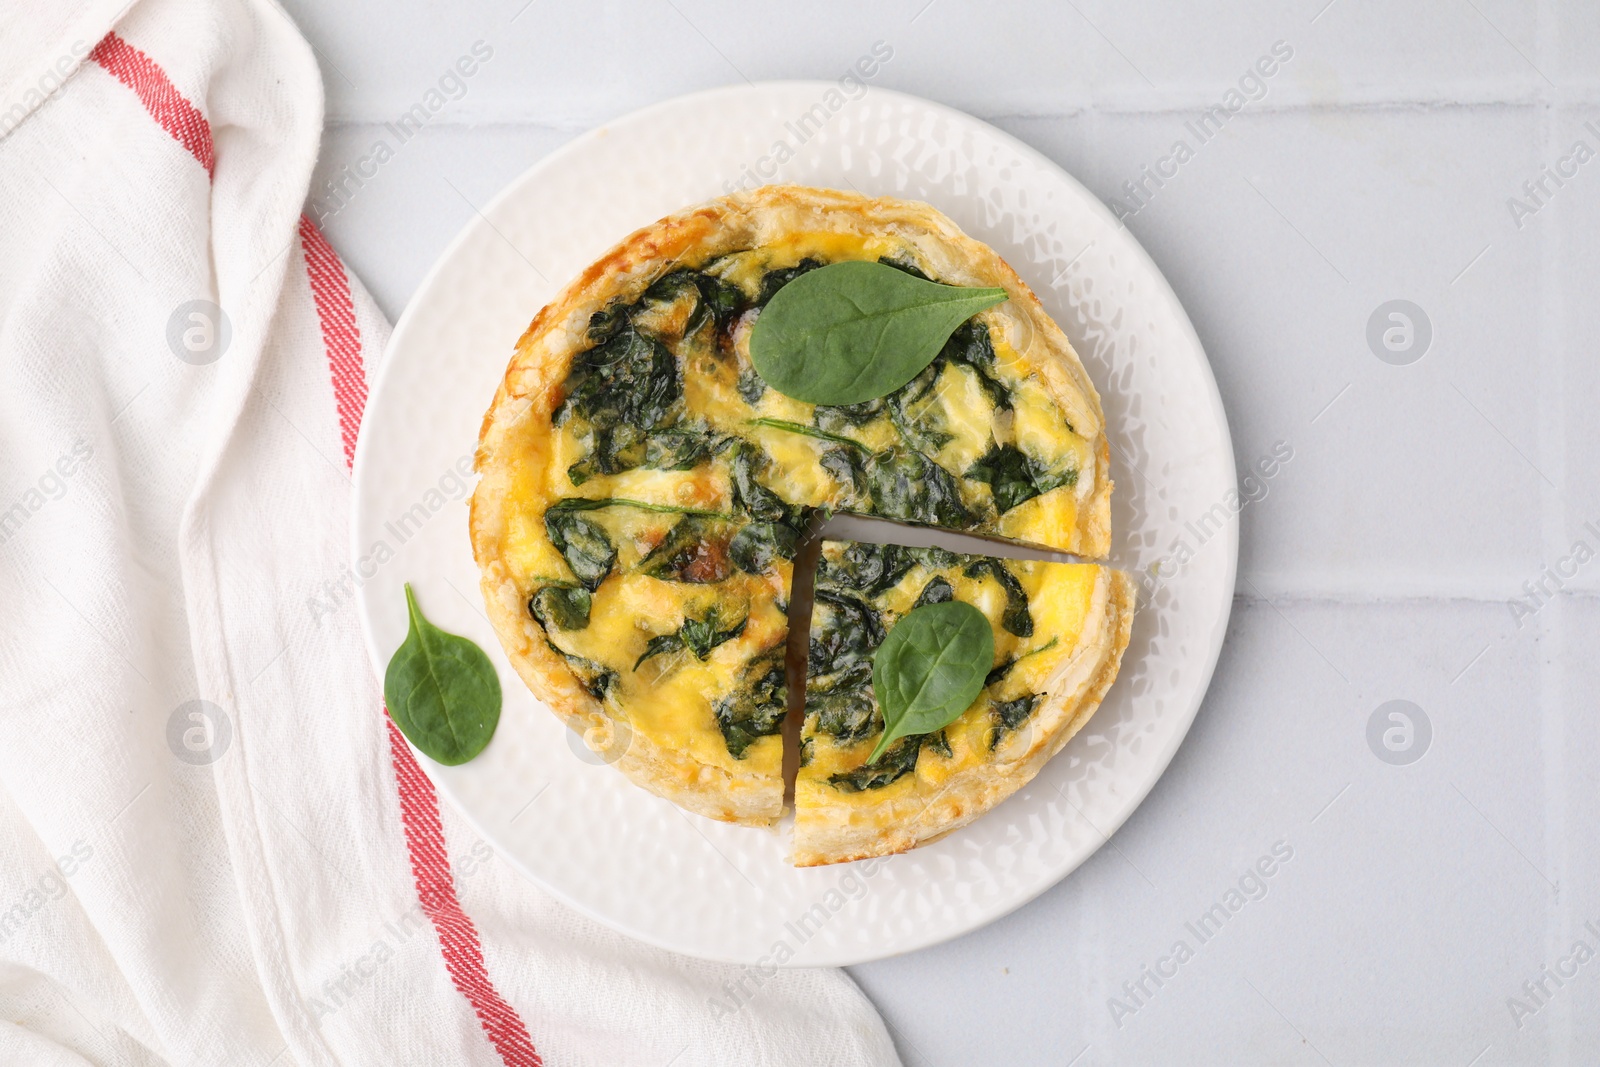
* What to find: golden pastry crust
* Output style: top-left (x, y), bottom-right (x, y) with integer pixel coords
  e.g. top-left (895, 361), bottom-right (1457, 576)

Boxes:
top-left (793, 570), bottom-right (1135, 866)
top-left (471, 184), bottom-right (1116, 834)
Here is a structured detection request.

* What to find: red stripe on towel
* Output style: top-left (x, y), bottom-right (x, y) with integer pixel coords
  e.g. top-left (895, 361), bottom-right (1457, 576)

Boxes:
top-left (300, 217), bottom-right (543, 1066)
top-left (298, 216), bottom-right (367, 466)
top-left (90, 32), bottom-right (215, 178)
top-left (385, 717), bottom-right (545, 1066)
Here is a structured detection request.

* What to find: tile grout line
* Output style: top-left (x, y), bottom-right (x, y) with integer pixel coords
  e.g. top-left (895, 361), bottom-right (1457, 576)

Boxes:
top-left (1533, 0), bottom-right (1574, 1042)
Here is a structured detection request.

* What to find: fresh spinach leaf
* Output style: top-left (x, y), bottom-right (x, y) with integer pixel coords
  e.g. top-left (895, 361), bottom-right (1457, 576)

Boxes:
top-left (634, 606), bottom-right (747, 670)
top-left (384, 584), bottom-right (502, 766)
top-left (961, 558), bottom-right (1034, 638)
top-left (867, 600), bottom-right (994, 764)
top-left (728, 521), bottom-right (800, 574)
top-left (965, 442), bottom-right (1078, 514)
top-left (528, 584), bottom-right (591, 631)
top-left (865, 447), bottom-right (973, 528)
top-left (830, 735), bottom-right (923, 792)
top-left (748, 260), bottom-right (1008, 406)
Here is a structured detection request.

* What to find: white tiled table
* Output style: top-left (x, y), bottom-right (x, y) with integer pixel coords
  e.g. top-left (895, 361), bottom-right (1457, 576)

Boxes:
top-left (289, 2), bottom-right (1600, 1062)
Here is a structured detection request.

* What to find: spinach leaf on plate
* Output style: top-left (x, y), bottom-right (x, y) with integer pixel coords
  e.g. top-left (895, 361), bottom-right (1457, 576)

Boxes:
top-left (384, 584), bottom-right (502, 766)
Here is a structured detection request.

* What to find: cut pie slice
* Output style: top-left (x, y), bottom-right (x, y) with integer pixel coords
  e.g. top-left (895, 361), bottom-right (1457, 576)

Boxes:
top-left (471, 185), bottom-right (1122, 831)
top-left (795, 540), bottom-right (1134, 866)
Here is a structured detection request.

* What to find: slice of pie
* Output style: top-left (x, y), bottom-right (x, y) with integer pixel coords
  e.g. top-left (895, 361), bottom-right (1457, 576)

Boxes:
top-left (470, 184), bottom-right (1125, 838)
top-left (796, 540), bottom-right (1134, 866)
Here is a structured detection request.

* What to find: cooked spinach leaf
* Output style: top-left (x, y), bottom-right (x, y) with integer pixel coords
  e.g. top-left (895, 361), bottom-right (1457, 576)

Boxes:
top-left (747, 417), bottom-right (871, 453)
top-left (912, 575), bottom-right (955, 609)
top-left (817, 542), bottom-right (948, 598)
top-left (886, 361), bottom-right (956, 453)
top-left (728, 521), bottom-right (800, 574)
top-left (829, 735), bottom-right (922, 792)
top-left (807, 591), bottom-right (884, 675)
top-left (961, 558), bottom-right (1033, 638)
top-left (805, 659), bottom-right (878, 744)
top-left (546, 639), bottom-right (618, 701)
top-left (643, 425), bottom-right (729, 471)
top-left (634, 606), bottom-right (747, 669)
top-left (384, 584), bottom-right (502, 766)
top-left (813, 397), bottom-right (885, 434)
top-left (730, 441), bottom-right (801, 525)
top-left (984, 636), bottom-right (1059, 688)
top-left (991, 693), bottom-right (1043, 748)
top-left (736, 365), bottom-right (767, 404)
top-left (714, 647), bottom-right (786, 759)
top-left (865, 447), bottom-right (973, 528)
top-left (927, 729), bottom-right (953, 758)
top-left (877, 254), bottom-right (932, 280)
top-left (644, 268), bottom-right (745, 335)
top-left (543, 509), bottom-right (616, 590)
top-left (965, 442), bottom-right (1078, 514)
top-left (867, 600), bottom-right (994, 763)
top-left (639, 516), bottom-right (737, 584)
top-left (754, 257), bottom-right (823, 306)
top-left (819, 447), bottom-right (867, 500)
top-left (554, 321), bottom-right (681, 431)
top-left (528, 584), bottom-right (592, 631)
top-left (940, 319), bottom-right (1013, 413)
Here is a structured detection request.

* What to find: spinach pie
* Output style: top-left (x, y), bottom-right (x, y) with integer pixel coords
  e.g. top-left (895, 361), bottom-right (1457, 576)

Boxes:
top-left (470, 185), bottom-right (1131, 857)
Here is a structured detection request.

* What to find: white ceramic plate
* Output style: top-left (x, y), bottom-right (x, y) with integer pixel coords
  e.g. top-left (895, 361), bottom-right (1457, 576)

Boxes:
top-left (352, 83), bottom-right (1236, 966)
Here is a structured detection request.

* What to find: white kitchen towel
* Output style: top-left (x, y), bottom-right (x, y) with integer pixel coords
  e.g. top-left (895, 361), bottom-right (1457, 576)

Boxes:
top-left (0, 1), bottom-right (902, 1064)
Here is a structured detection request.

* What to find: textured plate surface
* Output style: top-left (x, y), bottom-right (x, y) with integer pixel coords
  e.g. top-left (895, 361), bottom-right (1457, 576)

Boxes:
top-left (351, 82), bottom-right (1236, 966)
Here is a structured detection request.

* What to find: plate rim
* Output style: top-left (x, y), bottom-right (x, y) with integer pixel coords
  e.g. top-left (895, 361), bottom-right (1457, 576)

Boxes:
top-left (351, 80), bottom-right (1238, 966)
